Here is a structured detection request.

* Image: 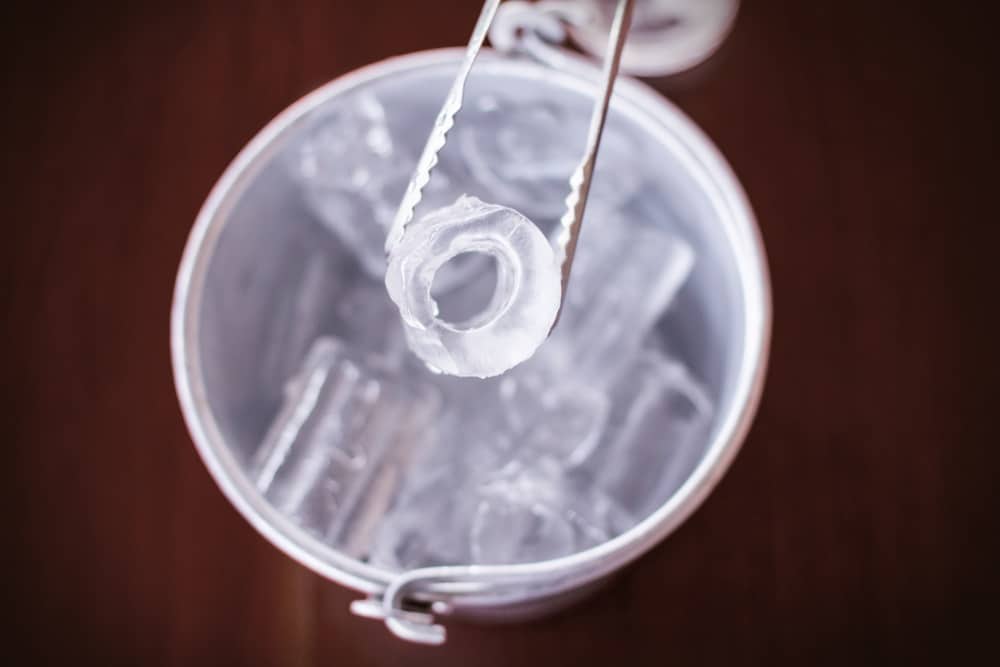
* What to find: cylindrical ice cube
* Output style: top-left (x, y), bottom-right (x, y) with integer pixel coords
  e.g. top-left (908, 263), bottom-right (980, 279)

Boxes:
top-left (385, 195), bottom-right (561, 378)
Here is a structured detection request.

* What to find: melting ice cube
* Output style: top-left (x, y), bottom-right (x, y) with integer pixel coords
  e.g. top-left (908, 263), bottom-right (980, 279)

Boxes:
top-left (384, 195), bottom-right (561, 378)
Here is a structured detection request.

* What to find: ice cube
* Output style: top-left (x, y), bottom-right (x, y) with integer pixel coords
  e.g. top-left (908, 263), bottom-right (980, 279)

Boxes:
top-left (538, 208), bottom-right (695, 384)
top-left (385, 195), bottom-right (561, 378)
top-left (497, 371), bottom-right (609, 466)
top-left (292, 94), bottom-right (485, 293)
top-left (251, 337), bottom-right (440, 557)
top-left (458, 94), bottom-right (641, 222)
top-left (581, 349), bottom-right (713, 519)
top-left (420, 369), bottom-right (609, 477)
top-left (293, 94), bottom-right (402, 278)
top-left (370, 452), bottom-right (632, 569)
top-left (471, 486), bottom-right (575, 565)
top-left (470, 458), bottom-right (632, 565)
top-left (367, 464), bottom-right (480, 570)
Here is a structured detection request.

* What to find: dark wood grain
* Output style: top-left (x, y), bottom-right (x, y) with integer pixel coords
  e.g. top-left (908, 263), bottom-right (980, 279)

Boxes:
top-left (5, 1), bottom-right (995, 664)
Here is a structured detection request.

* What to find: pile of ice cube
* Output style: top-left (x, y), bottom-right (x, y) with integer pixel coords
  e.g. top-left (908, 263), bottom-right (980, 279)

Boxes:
top-left (253, 92), bottom-right (713, 569)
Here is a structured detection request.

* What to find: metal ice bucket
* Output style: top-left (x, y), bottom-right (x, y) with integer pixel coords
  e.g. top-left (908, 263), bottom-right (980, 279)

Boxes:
top-left (171, 48), bottom-right (770, 642)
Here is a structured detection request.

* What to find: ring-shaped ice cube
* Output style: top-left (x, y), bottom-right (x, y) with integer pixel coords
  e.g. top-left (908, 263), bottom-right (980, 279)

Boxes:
top-left (385, 195), bottom-right (561, 378)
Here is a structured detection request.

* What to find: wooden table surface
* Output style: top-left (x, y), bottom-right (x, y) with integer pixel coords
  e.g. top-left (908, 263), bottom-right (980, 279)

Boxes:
top-left (5, 1), bottom-right (995, 664)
